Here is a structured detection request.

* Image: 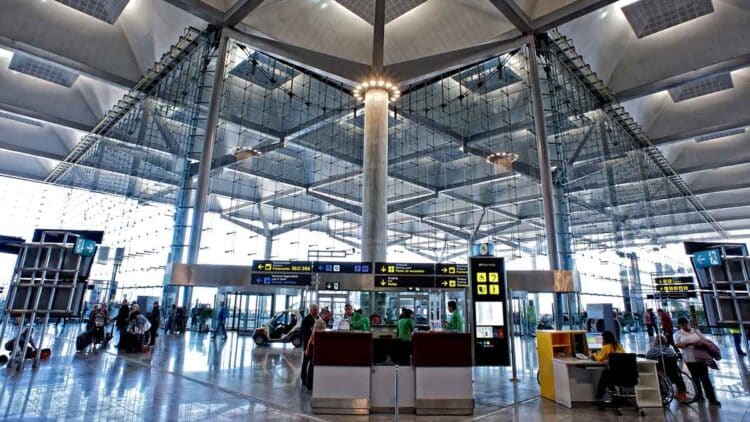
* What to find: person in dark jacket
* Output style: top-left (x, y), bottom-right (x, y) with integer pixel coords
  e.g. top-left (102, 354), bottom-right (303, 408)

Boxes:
top-left (300, 304), bottom-right (319, 387)
top-left (114, 299), bottom-right (130, 347)
top-left (147, 302), bottom-right (161, 346)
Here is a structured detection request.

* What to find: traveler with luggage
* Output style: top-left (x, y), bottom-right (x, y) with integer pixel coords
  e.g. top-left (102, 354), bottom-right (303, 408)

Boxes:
top-left (120, 304), bottom-right (151, 353)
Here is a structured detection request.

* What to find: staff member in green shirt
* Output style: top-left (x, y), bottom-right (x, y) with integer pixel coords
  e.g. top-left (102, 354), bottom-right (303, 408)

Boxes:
top-left (395, 309), bottom-right (414, 365)
top-left (350, 309), bottom-right (371, 331)
top-left (445, 300), bottom-right (464, 332)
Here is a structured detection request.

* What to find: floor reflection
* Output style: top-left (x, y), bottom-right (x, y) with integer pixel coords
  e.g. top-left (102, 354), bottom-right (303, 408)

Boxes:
top-left (0, 323), bottom-right (747, 420)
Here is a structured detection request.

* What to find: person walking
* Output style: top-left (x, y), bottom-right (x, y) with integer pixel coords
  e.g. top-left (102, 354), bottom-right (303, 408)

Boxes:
top-left (212, 301), bottom-right (228, 340)
top-left (644, 308), bottom-right (655, 338)
top-left (114, 299), bottom-right (130, 347)
top-left (147, 302), bottom-right (161, 346)
top-left (300, 304), bottom-right (319, 387)
top-left (729, 326), bottom-right (746, 356)
top-left (657, 309), bottom-right (675, 348)
top-left (675, 317), bottom-right (721, 407)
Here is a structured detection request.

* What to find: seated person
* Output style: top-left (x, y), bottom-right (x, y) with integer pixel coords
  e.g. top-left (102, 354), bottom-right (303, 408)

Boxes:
top-left (592, 330), bottom-right (625, 403)
top-left (646, 335), bottom-right (687, 401)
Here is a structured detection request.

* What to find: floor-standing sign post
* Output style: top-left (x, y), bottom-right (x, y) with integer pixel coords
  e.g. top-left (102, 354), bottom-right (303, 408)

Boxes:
top-left (469, 256), bottom-right (510, 366)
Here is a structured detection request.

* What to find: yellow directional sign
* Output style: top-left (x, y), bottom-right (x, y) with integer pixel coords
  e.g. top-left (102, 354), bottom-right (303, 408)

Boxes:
top-left (449, 267), bottom-right (455, 274)
top-left (264, 263), bottom-right (272, 270)
top-left (449, 280), bottom-right (456, 287)
top-left (489, 285), bottom-right (500, 295)
top-left (489, 272), bottom-right (499, 283)
top-left (477, 285), bottom-right (488, 295)
top-left (477, 272), bottom-right (487, 282)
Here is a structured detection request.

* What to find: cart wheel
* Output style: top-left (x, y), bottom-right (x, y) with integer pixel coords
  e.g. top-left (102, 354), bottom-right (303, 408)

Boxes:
top-left (253, 333), bottom-right (267, 346)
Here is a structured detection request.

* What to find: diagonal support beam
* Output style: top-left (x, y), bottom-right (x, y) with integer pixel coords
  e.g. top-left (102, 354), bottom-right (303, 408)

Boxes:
top-left (224, 28), bottom-right (370, 85)
top-left (220, 213), bottom-right (266, 236)
top-left (306, 190), bottom-right (362, 215)
top-left (224, 0), bottom-right (265, 27)
top-left (387, 193), bottom-right (438, 214)
top-left (532, 0), bottom-right (617, 33)
top-left (328, 233), bottom-right (360, 250)
top-left (491, 0), bottom-right (533, 33)
top-left (419, 219), bottom-right (471, 241)
top-left (163, 0), bottom-right (224, 25)
top-left (271, 216), bottom-right (323, 236)
top-left (386, 35), bottom-right (530, 85)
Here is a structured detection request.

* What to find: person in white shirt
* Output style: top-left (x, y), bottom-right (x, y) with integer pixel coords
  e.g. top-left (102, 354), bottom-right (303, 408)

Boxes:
top-left (674, 317), bottom-right (720, 407)
top-left (333, 304), bottom-right (353, 330)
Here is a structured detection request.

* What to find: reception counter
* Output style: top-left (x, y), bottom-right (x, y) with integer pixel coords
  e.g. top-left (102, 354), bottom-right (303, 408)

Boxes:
top-left (311, 331), bottom-right (373, 415)
top-left (413, 332), bottom-right (473, 415)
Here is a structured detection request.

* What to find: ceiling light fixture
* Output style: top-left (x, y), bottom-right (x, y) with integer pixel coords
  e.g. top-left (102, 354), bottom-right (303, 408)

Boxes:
top-left (485, 152), bottom-right (519, 167)
top-left (352, 76), bottom-right (400, 102)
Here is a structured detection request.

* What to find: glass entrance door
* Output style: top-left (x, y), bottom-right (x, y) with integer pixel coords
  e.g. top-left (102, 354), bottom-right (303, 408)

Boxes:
top-left (228, 292), bottom-right (274, 333)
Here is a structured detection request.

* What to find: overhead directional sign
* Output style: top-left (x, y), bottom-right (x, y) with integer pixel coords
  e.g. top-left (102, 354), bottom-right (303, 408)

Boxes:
top-left (323, 281), bottom-right (340, 291)
top-left (314, 262), bottom-right (372, 274)
top-left (253, 273), bottom-right (311, 286)
top-left (375, 262), bottom-right (435, 275)
top-left (73, 238), bottom-right (97, 257)
top-left (375, 275), bottom-right (435, 288)
top-left (436, 263), bottom-right (469, 288)
top-left (651, 276), bottom-right (697, 299)
top-left (253, 260), bottom-right (312, 273)
top-left (375, 262), bottom-right (435, 289)
top-left (693, 249), bottom-right (721, 269)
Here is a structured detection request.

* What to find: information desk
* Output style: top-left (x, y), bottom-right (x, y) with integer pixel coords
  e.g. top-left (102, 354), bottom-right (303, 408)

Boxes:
top-left (552, 357), bottom-right (662, 409)
top-left (311, 331), bottom-right (373, 415)
top-left (412, 332), bottom-right (473, 416)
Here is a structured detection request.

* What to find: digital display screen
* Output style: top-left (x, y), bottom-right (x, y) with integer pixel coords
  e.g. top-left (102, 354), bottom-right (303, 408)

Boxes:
top-left (586, 333), bottom-right (603, 350)
top-left (475, 301), bottom-right (504, 326)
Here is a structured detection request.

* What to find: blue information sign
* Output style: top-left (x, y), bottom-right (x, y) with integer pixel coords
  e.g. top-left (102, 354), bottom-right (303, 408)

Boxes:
top-left (314, 262), bottom-right (372, 274)
top-left (73, 238), bottom-right (97, 257)
top-left (693, 249), bottom-right (721, 269)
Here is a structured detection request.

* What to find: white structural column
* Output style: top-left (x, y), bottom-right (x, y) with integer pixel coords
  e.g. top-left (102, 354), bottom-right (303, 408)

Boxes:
top-left (361, 88), bottom-right (389, 262)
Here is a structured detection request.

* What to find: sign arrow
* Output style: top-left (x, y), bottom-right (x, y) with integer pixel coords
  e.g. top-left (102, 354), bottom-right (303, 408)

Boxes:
top-left (441, 267), bottom-right (447, 273)
top-left (257, 264), bottom-right (263, 270)
top-left (380, 266), bottom-right (387, 273)
top-left (380, 280), bottom-right (386, 286)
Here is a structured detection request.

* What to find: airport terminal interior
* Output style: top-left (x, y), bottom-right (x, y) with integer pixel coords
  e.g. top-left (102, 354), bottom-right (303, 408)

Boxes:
top-left (0, 0), bottom-right (749, 420)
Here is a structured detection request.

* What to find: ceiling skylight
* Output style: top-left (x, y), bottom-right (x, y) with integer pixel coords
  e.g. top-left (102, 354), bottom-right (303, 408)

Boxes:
top-left (54, 0), bottom-right (130, 24)
top-left (622, 0), bottom-right (714, 38)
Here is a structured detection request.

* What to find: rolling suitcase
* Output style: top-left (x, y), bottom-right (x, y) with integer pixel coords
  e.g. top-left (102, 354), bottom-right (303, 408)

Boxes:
top-left (76, 330), bottom-right (93, 351)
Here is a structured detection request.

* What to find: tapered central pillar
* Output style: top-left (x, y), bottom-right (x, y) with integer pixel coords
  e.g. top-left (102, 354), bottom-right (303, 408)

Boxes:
top-left (361, 88), bottom-right (389, 262)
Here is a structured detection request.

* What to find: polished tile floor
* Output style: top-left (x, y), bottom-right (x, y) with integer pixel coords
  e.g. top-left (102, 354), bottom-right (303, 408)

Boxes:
top-left (0, 323), bottom-right (747, 421)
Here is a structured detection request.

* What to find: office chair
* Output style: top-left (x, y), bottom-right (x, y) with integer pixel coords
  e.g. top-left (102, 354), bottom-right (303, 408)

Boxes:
top-left (605, 353), bottom-right (645, 416)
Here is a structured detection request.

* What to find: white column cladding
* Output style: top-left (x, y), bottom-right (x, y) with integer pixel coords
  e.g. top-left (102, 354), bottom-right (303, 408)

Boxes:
top-left (361, 88), bottom-right (389, 262)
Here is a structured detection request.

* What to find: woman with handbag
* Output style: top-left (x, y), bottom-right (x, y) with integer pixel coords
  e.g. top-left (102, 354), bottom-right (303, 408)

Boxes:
top-left (675, 317), bottom-right (721, 407)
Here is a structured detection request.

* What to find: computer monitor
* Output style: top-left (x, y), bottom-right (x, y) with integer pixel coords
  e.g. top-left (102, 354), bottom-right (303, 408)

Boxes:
top-left (586, 333), bottom-right (603, 350)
